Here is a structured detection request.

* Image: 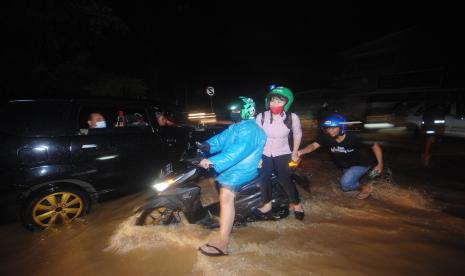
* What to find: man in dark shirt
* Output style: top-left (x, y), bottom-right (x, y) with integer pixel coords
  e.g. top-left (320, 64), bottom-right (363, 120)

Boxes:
top-left (298, 113), bottom-right (383, 199)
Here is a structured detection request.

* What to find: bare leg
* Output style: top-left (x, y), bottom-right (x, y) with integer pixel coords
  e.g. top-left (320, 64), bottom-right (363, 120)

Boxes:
top-left (292, 203), bottom-right (304, 212)
top-left (258, 201), bottom-right (272, 213)
top-left (258, 155), bottom-right (273, 213)
top-left (219, 188), bottom-right (235, 244)
top-left (200, 188), bottom-right (235, 254)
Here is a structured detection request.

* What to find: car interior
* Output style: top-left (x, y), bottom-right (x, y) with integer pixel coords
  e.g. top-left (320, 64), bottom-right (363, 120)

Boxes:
top-left (78, 106), bottom-right (150, 135)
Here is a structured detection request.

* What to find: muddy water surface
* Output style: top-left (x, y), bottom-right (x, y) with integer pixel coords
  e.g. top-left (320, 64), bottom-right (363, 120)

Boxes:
top-left (1, 130), bottom-right (465, 275)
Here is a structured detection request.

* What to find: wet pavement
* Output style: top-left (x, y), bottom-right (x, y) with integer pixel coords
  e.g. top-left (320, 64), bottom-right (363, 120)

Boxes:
top-left (1, 128), bottom-right (465, 276)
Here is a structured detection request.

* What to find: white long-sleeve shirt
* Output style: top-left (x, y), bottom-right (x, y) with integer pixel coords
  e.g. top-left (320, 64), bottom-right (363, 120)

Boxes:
top-left (256, 111), bottom-right (302, 157)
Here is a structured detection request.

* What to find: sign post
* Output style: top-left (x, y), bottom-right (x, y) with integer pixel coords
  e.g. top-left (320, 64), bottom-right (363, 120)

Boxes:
top-left (206, 86), bottom-right (215, 113)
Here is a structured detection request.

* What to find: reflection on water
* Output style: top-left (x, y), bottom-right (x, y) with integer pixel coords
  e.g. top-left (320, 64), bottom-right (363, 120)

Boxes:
top-left (1, 158), bottom-right (465, 276)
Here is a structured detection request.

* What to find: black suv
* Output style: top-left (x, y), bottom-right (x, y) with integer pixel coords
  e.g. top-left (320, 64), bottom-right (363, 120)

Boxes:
top-left (0, 98), bottom-right (189, 230)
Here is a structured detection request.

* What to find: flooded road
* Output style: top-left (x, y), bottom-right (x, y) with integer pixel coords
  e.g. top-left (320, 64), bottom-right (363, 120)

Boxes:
top-left (1, 129), bottom-right (465, 275)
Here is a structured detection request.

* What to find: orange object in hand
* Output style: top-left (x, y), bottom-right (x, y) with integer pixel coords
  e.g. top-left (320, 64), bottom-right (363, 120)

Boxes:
top-left (288, 160), bottom-right (300, 168)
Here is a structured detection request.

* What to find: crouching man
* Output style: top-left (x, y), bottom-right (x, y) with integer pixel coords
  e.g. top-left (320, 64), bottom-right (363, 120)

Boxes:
top-left (298, 113), bottom-right (383, 199)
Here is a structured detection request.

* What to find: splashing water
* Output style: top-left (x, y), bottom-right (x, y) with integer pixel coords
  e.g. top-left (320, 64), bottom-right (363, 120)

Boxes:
top-left (105, 215), bottom-right (211, 254)
top-left (102, 173), bottom-right (465, 276)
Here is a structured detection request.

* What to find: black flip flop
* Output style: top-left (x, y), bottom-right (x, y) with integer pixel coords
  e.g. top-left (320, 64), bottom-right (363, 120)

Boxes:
top-left (198, 243), bottom-right (229, 257)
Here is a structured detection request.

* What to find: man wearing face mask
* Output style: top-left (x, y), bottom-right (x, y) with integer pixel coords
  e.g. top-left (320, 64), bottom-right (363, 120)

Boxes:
top-left (198, 96), bottom-right (266, 256)
top-left (253, 86), bottom-right (304, 220)
top-left (87, 112), bottom-right (107, 129)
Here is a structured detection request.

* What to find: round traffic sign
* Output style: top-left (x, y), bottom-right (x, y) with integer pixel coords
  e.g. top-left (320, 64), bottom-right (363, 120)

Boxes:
top-left (206, 86), bottom-right (215, 96)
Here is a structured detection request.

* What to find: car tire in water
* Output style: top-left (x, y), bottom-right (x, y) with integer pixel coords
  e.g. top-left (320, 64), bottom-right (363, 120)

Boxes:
top-left (21, 186), bottom-right (90, 231)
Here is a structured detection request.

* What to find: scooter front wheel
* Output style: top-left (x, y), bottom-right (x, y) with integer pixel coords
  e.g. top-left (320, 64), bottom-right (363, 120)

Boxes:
top-left (135, 207), bottom-right (176, 226)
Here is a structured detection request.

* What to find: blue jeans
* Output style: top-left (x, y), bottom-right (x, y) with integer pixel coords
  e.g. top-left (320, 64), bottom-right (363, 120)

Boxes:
top-left (340, 166), bottom-right (370, 192)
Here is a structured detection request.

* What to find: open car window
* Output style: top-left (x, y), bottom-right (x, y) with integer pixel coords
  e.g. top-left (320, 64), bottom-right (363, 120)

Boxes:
top-left (153, 106), bottom-right (177, 127)
top-left (77, 104), bottom-right (151, 135)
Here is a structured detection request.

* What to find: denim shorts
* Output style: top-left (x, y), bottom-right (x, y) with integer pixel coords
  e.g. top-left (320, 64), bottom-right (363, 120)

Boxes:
top-left (217, 182), bottom-right (243, 193)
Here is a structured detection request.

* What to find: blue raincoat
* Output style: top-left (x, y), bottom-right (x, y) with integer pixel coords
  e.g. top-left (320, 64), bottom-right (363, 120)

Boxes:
top-left (207, 119), bottom-right (266, 187)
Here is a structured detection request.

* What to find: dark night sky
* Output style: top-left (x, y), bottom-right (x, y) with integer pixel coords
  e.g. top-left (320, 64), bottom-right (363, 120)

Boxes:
top-left (3, 1), bottom-right (463, 106)
top-left (102, 3), bottom-right (416, 82)
top-left (97, 2), bottom-right (459, 94)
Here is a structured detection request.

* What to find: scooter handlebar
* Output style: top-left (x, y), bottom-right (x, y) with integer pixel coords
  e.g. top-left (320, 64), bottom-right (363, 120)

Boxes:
top-left (195, 141), bottom-right (210, 154)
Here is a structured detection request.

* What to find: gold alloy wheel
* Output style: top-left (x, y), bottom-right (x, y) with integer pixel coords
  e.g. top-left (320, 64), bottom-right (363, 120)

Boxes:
top-left (32, 192), bottom-right (84, 227)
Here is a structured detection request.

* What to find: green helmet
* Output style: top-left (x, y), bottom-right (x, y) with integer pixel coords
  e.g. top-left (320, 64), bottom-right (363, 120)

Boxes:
top-left (228, 96), bottom-right (256, 119)
top-left (265, 86), bottom-right (294, 112)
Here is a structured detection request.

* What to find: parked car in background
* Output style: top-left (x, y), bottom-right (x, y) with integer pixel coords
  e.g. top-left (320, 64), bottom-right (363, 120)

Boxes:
top-left (363, 94), bottom-right (424, 130)
top-left (404, 92), bottom-right (465, 138)
top-left (404, 102), bottom-right (424, 130)
top-left (0, 98), bottom-right (190, 231)
top-left (422, 101), bottom-right (465, 138)
top-left (443, 102), bottom-right (465, 138)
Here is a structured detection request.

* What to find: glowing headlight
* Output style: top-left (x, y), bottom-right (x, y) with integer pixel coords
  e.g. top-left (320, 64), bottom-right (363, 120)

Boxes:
top-left (153, 177), bottom-right (180, 192)
top-left (152, 169), bottom-right (196, 192)
top-left (153, 179), bottom-right (174, 192)
top-left (434, 120), bottom-right (445, 124)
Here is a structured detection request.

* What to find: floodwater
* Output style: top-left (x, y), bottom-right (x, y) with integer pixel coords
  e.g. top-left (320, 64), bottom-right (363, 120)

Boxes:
top-left (1, 130), bottom-right (465, 276)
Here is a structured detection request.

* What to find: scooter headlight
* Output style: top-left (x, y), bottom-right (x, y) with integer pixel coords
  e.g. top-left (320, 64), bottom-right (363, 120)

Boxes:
top-left (153, 176), bottom-right (182, 192)
top-left (153, 182), bottom-right (169, 192)
top-left (152, 169), bottom-right (196, 192)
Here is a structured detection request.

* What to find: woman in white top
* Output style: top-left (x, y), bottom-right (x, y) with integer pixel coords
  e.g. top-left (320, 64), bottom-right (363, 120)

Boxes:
top-left (254, 86), bottom-right (305, 220)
